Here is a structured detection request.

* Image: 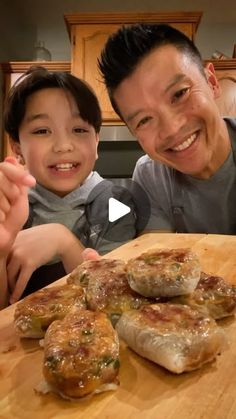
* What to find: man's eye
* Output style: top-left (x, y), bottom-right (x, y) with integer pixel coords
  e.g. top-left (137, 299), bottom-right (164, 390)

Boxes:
top-left (172, 88), bottom-right (189, 103)
top-left (136, 116), bottom-right (152, 129)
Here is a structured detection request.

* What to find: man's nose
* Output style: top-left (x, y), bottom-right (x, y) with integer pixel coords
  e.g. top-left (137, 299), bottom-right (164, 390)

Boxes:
top-left (158, 108), bottom-right (186, 143)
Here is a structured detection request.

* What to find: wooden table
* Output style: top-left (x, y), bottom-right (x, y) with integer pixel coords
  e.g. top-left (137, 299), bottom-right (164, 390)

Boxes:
top-left (1, 233), bottom-right (236, 419)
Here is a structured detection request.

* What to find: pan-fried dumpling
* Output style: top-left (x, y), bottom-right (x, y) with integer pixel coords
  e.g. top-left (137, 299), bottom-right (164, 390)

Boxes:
top-left (126, 248), bottom-right (201, 297)
top-left (43, 308), bottom-right (120, 399)
top-left (171, 272), bottom-right (236, 319)
top-left (116, 303), bottom-right (226, 374)
top-left (14, 284), bottom-right (86, 338)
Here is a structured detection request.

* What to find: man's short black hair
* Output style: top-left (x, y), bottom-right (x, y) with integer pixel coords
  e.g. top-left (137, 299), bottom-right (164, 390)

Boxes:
top-left (4, 66), bottom-right (102, 142)
top-left (98, 23), bottom-right (205, 117)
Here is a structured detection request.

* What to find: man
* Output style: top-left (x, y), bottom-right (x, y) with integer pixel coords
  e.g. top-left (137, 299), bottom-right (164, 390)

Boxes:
top-left (98, 23), bottom-right (236, 234)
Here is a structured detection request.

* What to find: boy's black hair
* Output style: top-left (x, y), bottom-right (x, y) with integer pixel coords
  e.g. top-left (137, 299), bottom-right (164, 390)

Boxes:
top-left (98, 23), bottom-right (205, 117)
top-left (4, 66), bottom-right (102, 142)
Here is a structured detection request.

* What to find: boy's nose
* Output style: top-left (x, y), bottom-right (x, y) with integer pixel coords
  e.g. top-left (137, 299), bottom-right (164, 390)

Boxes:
top-left (53, 135), bottom-right (74, 153)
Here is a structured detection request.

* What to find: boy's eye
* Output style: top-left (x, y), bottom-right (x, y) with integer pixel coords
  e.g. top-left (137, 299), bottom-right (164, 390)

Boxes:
top-left (172, 87), bottom-right (190, 103)
top-left (33, 128), bottom-right (49, 135)
top-left (73, 127), bottom-right (89, 134)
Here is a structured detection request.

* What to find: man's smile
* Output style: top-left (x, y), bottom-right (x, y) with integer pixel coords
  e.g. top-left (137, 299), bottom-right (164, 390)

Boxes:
top-left (171, 132), bottom-right (198, 152)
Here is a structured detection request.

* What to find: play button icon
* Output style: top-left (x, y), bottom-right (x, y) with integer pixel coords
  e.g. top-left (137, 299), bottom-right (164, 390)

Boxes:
top-left (108, 197), bottom-right (131, 222)
top-left (85, 178), bottom-right (151, 244)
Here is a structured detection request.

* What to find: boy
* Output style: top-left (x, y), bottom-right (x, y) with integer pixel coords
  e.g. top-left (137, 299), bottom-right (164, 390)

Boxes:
top-left (4, 67), bottom-right (136, 303)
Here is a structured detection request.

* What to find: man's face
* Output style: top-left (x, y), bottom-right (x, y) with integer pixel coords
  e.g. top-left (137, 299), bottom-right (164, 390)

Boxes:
top-left (13, 88), bottom-right (99, 197)
top-left (114, 45), bottom-right (229, 179)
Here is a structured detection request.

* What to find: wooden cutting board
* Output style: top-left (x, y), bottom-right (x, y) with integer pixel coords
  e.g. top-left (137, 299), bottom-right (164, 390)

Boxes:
top-left (1, 233), bottom-right (236, 419)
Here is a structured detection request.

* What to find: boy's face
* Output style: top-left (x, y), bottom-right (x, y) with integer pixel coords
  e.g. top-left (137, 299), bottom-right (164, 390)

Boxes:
top-left (113, 45), bottom-right (229, 179)
top-left (12, 88), bottom-right (99, 196)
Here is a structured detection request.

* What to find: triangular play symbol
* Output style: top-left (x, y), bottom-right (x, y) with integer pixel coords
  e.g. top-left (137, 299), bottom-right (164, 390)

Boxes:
top-left (108, 197), bottom-right (131, 222)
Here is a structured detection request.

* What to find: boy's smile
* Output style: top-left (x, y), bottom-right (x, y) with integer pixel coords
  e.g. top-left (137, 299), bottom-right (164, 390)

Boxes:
top-left (49, 162), bottom-right (79, 171)
top-left (48, 161), bottom-right (80, 175)
top-left (13, 88), bottom-right (99, 196)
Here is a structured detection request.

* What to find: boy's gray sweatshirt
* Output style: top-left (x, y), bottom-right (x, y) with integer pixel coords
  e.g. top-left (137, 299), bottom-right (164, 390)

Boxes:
top-left (26, 171), bottom-right (136, 255)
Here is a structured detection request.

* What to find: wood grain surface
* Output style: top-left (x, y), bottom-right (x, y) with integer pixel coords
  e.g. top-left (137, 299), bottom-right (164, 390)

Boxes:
top-left (1, 233), bottom-right (236, 419)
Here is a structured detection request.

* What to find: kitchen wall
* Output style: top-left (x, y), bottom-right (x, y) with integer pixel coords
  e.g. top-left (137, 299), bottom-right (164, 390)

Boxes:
top-left (1, 0), bottom-right (236, 61)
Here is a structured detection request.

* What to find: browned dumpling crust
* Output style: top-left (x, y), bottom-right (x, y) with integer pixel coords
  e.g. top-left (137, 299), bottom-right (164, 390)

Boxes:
top-left (67, 258), bottom-right (126, 288)
top-left (116, 303), bottom-right (226, 374)
top-left (85, 261), bottom-right (153, 325)
top-left (14, 284), bottom-right (86, 338)
top-left (43, 308), bottom-right (120, 399)
top-left (126, 248), bottom-right (201, 297)
top-left (171, 272), bottom-right (236, 319)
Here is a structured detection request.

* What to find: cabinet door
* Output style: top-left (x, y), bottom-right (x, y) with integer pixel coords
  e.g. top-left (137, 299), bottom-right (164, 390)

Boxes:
top-left (71, 24), bottom-right (121, 123)
top-left (171, 23), bottom-right (194, 39)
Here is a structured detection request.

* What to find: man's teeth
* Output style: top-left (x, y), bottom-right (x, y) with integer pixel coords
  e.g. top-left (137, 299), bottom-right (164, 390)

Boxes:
top-left (172, 133), bottom-right (197, 152)
top-left (55, 163), bottom-right (75, 171)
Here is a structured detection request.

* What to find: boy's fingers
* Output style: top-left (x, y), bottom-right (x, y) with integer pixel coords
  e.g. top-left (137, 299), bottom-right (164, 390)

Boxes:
top-left (20, 173), bottom-right (36, 187)
top-left (0, 193), bottom-right (11, 214)
top-left (7, 259), bottom-right (19, 292)
top-left (9, 267), bottom-right (31, 304)
top-left (0, 161), bottom-right (36, 187)
top-left (82, 248), bottom-right (101, 261)
top-left (0, 175), bottom-right (28, 209)
top-left (0, 209), bottom-right (7, 223)
top-left (4, 156), bottom-right (19, 165)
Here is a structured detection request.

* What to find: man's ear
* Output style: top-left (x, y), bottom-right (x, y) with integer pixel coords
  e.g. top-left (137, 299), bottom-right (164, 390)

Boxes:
top-left (9, 139), bottom-right (25, 164)
top-left (204, 62), bottom-right (221, 99)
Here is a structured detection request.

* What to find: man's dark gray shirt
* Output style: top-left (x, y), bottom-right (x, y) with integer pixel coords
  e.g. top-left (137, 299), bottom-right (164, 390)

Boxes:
top-left (133, 118), bottom-right (236, 234)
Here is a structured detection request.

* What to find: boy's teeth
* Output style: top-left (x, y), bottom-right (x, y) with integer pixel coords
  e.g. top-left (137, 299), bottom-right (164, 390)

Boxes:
top-left (55, 163), bottom-right (74, 171)
top-left (172, 133), bottom-right (197, 152)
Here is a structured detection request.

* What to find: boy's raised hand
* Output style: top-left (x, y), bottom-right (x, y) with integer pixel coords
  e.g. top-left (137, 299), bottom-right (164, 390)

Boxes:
top-left (0, 157), bottom-right (36, 257)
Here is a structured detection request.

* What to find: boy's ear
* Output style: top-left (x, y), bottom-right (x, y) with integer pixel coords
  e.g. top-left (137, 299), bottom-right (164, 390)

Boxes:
top-left (204, 62), bottom-right (221, 99)
top-left (9, 139), bottom-right (25, 164)
top-left (95, 133), bottom-right (99, 160)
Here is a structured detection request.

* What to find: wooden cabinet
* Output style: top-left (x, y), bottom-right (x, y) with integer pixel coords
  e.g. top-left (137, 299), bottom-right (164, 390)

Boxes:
top-left (211, 59), bottom-right (236, 116)
top-left (70, 23), bottom-right (121, 123)
top-left (0, 61), bottom-right (71, 159)
top-left (64, 12), bottom-right (202, 124)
